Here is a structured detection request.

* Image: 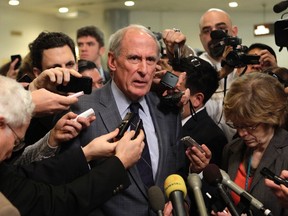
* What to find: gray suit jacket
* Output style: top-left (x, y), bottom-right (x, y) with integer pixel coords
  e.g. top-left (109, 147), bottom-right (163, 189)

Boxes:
top-left (222, 128), bottom-right (288, 216)
top-left (68, 81), bottom-right (186, 216)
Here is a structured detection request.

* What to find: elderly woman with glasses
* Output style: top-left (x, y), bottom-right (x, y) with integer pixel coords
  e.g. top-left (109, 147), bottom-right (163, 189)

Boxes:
top-left (220, 72), bottom-right (288, 216)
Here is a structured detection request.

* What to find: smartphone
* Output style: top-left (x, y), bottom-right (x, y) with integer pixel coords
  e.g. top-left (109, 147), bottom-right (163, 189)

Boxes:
top-left (115, 112), bottom-right (135, 139)
top-left (161, 91), bottom-right (184, 106)
top-left (11, 54), bottom-right (22, 70)
top-left (160, 71), bottom-right (179, 89)
top-left (260, 167), bottom-right (288, 187)
top-left (180, 136), bottom-right (204, 153)
top-left (17, 74), bottom-right (32, 83)
top-left (132, 119), bottom-right (143, 140)
top-left (56, 75), bottom-right (92, 94)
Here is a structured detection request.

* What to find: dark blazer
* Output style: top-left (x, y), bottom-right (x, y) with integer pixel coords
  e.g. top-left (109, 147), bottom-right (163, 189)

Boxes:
top-left (182, 108), bottom-right (227, 166)
top-left (68, 81), bottom-right (186, 216)
top-left (0, 156), bottom-right (130, 216)
top-left (222, 128), bottom-right (288, 216)
top-left (182, 108), bottom-right (227, 215)
top-left (16, 146), bottom-right (90, 185)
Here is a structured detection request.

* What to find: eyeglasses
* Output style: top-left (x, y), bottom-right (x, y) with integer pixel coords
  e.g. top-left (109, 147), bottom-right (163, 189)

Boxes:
top-left (226, 122), bottom-right (260, 132)
top-left (7, 124), bottom-right (25, 152)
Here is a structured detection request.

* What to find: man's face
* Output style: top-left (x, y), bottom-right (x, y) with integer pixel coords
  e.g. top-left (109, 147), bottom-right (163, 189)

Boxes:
top-left (77, 36), bottom-right (104, 65)
top-left (0, 121), bottom-right (28, 162)
top-left (108, 29), bottom-right (159, 101)
top-left (199, 10), bottom-right (237, 57)
top-left (41, 45), bottom-right (77, 70)
top-left (81, 68), bottom-right (103, 89)
top-left (245, 48), bottom-right (262, 73)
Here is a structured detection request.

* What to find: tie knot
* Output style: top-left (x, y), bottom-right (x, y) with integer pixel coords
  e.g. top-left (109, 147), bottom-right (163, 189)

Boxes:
top-left (130, 102), bottom-right (141, 114)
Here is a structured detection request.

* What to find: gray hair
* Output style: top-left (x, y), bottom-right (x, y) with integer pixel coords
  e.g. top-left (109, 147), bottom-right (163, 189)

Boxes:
top-left (0, 75), bottom-right (34, 127)
top-left (108, 24), bottom-right (161, 58)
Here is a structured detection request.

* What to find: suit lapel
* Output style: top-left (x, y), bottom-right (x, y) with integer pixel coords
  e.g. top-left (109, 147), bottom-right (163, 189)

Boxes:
top-left (250, 129), bottom-right (287, 191)
top-left (97, 83), bottom-right (122, 132)
top-left (145, 93), bottom-right (168, 185)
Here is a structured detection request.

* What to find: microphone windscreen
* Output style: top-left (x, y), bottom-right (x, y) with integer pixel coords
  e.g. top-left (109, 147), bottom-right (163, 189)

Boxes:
top-left (203, 164), bottom-right (223, 186)
top-left (210, 30), bottom-right (227, 40)
top-left (164, 174), bottom-right (187, 198)
top-left (273, 1), bottom-right (288, 13)
top-left (148, 186), bottom-right (165, 212)
top-left (187, 173), bottom-right (202, 189)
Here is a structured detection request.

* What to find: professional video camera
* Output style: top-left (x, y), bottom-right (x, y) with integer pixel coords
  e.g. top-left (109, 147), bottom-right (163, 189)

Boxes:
top-left (209, 30), bottom-right (260, 68)
top-left (273, 1), bottom-right (288, 51)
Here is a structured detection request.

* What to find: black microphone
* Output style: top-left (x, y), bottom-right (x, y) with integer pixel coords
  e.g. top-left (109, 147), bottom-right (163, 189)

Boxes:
top-left (273, 1), bottom-right (288, 13)
top-left (187, 173), bottom-right (208, 216)
top-left (164, 174), bottom-right (187, 216)
top-left (220, 169), bottom-right (273, 216)
top-left (203, 164), bottom-right (240, 216)
top-left (148, 186), bottom-right (165, 216)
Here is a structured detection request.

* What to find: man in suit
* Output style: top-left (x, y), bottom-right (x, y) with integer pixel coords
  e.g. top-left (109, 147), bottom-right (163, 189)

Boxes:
top-left (172, 56), bottom-right (228, 215)
top-left (173, 56), bottom-right (227, 168)
top-left (77, 25), bottom-right (110, 83)
top-left (69, 24), bottom-right (187, 215)
top-left (198, 8), bottom-right (238, 142)
top-left (0, 75), bottom-right (145, 216)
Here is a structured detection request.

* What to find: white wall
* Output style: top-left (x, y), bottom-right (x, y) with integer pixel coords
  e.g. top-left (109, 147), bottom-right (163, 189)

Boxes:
top-left (130, 10), bottom-right (287, 67)
top-left (0, 7), bottom-right (286, 67)
top-left (0, 9), bottom-right (62, 65)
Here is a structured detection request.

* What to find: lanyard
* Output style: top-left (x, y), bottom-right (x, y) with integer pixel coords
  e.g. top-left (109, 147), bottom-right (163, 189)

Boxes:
top-left (245, 155), bottom-right (253, 191)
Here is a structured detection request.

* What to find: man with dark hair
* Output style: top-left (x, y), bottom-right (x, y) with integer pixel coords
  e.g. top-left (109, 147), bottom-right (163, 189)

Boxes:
top-left (17, 31), bottom-right (81, 152)
top-left (173, 56), bottom-right (227, 167)
top-left (29, 31), bottom-right (77, 75)
top-left (78, 59), bottom-right (103, 89)
top-left (77, 26), bottom-right (110, 82)
top-left (239, 42), bottom-right (278, 74)
top-left (172, 56), bottom-right (228, 216)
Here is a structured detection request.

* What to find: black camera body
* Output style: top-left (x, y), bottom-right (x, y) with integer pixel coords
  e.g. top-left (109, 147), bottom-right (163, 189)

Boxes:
top-left (274, 18), bottom-right (288, 51)
top-left (225, 47), bottom-right (260, 68)
top-left (221, 34), bottom-right (260, 68)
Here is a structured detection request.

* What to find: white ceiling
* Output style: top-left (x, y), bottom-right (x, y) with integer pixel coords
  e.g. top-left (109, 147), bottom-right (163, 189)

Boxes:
top-left (0, 0), bottom-right (281, 18)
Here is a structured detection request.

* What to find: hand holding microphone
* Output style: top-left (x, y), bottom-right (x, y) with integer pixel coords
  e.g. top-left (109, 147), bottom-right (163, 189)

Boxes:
top-left (203, 164), bottom-right (240, 216)
top-left (164, 174), bottom-right (187, 216)
top-left (220, 169), bottom-right (273, 216)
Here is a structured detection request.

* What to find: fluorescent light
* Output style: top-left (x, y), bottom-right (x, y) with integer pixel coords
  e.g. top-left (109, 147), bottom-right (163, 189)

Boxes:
top-left (124, 1), bottom-right (135, 7)
top-left (59, 7), bottom-right (69, 13)
top-left (229, 2), bottom-right (238, 8)
top-left (9, 0), bottom-right (19, 6)
top-left (254, 25), bottom-right (270, 36)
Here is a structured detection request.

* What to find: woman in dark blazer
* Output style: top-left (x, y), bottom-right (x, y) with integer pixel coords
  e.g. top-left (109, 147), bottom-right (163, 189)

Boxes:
top-left (221, 72), bottom-right (288, 216)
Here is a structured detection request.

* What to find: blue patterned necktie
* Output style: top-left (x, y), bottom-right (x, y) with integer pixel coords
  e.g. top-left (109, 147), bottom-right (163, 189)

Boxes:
top-left (130, 102), bottom-right (154, 188)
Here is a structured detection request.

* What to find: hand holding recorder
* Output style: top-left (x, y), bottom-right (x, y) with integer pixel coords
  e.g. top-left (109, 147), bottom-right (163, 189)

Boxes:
top-left (181, 136), bottom-right (211, 173)
top-left (264, 168), bottom-right (288, 209)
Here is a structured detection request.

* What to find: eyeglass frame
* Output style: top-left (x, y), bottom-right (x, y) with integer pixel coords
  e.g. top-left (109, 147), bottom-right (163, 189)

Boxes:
top-left (226, 121), bottom-right (260, 132)
top-left (7, 124), bottom-right (26, 151)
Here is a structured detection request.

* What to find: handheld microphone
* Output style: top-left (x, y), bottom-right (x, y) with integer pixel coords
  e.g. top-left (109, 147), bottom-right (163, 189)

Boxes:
top-left (148, 186), bottom-right (165, 216)
top-left (273, 1), bottom-right (288, 13)
top-left (187, 173), bottom-right (208, 216)
top-left (164, 174), bottom-right (187, 216)
top-left (203, 164), bottom-right (240, 216)
top-left (220, 169), bottom-right (273, 216)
